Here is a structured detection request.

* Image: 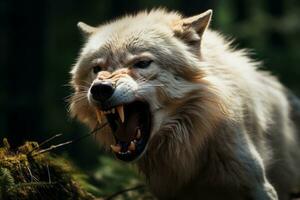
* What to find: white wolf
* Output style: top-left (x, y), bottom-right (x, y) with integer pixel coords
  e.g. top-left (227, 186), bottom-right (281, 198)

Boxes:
top-left (69, 9), bottom-right (300, 200)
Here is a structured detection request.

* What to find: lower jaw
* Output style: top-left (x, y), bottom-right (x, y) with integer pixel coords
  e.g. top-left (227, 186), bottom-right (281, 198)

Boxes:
top-left (114, 150), bottom-right (144, 162)
top-left (113, 134), bottom-right (149, 162)
top-left (98, 101), bottom-right (152, 161)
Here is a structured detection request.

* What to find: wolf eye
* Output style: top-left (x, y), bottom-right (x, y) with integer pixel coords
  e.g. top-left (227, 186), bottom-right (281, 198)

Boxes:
top-left (133, 60), bottom-right (153, 69)
top-left (92, 66), bottom-right (102, 74)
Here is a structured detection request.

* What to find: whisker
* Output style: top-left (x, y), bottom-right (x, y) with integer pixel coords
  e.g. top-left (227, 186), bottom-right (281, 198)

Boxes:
top-left (82, 80), bottom-right (94, 86)
top-left (70, 93), bottom-right (88, 99)
top-left (65, 95), bottom-right (87, 104)
top-left (136, 77), bottom-right (147, 82)
top-left (77, 85), bottom-right (90, 89)
top-left (64, 91), bottom-right (88, 100)
top-left (136, 72), bottom-right (157, 84)
top-left (66, 90), bottom-right (88, 95)
top-left (140, 85), bottom-right (164, 88)
top-left (63, 83), bottom-right (90, 88)
top-left (68, 97), bottom-right (87, 105)
top-left (144, 84), bottom-right (164, 86)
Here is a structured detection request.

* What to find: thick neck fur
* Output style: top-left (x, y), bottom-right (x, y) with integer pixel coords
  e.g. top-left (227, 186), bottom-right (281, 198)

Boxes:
top-left (136, 29), bottom-right (252, 198)
top-left (71, 9), bottom-right (300, 200)
top-left (137, 83), bottom-right (231, 197)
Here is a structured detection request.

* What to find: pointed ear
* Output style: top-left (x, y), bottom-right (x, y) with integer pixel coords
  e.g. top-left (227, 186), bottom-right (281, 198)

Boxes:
top-left (173, 10), bottom-right (212, 55)
top-left (182, 9), bottom-right (212, 38)
top-left (77, 21), bottom-right (97, 37)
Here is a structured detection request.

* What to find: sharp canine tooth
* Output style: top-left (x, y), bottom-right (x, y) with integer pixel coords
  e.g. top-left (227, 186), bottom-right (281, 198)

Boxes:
top-left (112, 108), bottom-right (115, 114)
top-left (129, 141), bottom-right (136, 151)
top-left (136, 129), bottom-right (141, 139)
top-left (110, 144), bottom-right (121, 153)
top-left (95, 109), bottom-right (103, 124)
top-left (116, 105), bottom-right (125, 123)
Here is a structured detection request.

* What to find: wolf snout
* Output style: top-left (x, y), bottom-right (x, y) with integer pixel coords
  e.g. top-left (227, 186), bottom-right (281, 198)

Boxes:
top-left (90, 81), bottom-right (115, 102)
top-left (89, 77), bottom-right (138, 110)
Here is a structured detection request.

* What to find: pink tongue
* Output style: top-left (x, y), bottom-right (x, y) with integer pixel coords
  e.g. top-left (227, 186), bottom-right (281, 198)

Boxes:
top-left (115, 112), bottom-right (139, 142)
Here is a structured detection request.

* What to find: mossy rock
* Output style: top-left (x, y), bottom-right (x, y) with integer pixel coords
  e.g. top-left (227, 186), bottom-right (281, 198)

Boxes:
top-left (0, 138), bottom-right (95, 200)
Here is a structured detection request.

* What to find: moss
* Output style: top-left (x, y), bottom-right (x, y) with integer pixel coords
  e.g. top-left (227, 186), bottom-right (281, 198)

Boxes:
top-left (0, 138), bottom-right (156, 200)
top-left (2, 138), bottom-right (10, 149)
top-left (17, 141), bottom-right (39, 154)
top-left (0, 138), bottom-right (95, 200)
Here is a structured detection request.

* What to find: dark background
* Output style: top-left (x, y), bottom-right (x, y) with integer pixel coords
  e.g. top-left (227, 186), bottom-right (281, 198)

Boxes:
top-left (1, 0), bottom-right (299, 174)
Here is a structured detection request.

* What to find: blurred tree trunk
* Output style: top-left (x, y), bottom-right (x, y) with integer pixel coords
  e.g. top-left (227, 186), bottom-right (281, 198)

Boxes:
top-left (179, 0), bottom-right (216, 15)
top-left (1, 0), bottom-right (46, 147)
top-left (110, 0), bottom-right (140, 18)
top-left (233, 0), bottom-right (247, 22)
top-left (266, 0), bottom-right (285, 47)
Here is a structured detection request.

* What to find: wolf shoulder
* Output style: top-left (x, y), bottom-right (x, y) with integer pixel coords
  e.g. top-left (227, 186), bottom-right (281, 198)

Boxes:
top-left (202, 28), bottom-right (300, 167)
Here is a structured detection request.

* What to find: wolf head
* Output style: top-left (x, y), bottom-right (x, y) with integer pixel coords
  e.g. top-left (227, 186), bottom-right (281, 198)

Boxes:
top-left (69, 9), bottom-right (226, 169)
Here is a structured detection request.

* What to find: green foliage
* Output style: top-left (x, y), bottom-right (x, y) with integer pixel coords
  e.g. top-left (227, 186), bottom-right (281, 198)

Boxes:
top-left (0, 167), bottom-right (15, 200)
top-left (214, 0), bottom-right (300, 93)
top-left (0, 139), bottom-right (95, 200)
top-left (0, 138), bottom-right (155, 200)
top-left (76, 155), bottom-right (156, 200)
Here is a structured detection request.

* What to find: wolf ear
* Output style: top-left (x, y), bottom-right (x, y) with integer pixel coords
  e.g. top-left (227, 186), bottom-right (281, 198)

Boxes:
top-left (174, 10), bottom-right (212, 55)
top-left (182, 9), bottom-right (212, 38)
top-left (77, 21), bottom-right (97, 37)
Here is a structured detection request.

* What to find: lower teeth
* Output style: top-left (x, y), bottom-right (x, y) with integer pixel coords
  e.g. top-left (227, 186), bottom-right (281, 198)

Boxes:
top-left (118, 150), bottom-right (131, 155)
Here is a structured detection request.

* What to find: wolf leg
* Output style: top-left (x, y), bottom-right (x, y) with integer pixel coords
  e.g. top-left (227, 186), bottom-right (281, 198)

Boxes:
top-left (234, 133), bottom-right (278, 200)
top-left (250, 180), bottom-right (278, 200)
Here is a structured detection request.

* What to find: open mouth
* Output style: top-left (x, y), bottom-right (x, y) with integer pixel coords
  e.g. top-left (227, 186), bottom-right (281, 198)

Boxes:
top-left (95, 101), bottom-right (151, 162)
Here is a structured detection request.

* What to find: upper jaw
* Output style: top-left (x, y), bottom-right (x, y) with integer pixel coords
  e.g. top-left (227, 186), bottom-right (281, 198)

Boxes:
top-left (88, 76), bottom-right (152, 162)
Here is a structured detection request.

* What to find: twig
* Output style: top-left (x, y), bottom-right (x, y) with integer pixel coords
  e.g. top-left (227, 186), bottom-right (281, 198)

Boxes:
top-left (39, 134), bottom-right (62, 148)
top-left (104, 185), bottom-right (145, 200)
top-left (71, 122), bottom-right (108, 145)
top-left (9, 182), bottom-right (55, 190)
top-left (46, 163), bottom-right (51, 183)
top-left (28, 133), bottom-right (62, 155)
top-left (31, 122), bottom-right (108, 156)
top-left (27, 166), bottom-right (33, 182)
top-left (32, 141), bottom-right (73, 156)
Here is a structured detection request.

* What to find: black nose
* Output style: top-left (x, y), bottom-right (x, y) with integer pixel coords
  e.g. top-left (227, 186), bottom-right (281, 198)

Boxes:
top-left (90, 81), bottom-right (115, 102)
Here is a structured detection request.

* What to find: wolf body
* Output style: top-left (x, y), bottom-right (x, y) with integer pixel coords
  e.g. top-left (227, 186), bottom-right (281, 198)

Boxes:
top-left (70, 9), bottom-right (300, 200)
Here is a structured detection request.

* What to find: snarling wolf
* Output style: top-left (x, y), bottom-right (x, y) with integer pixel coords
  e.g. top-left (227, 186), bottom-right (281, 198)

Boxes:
top-left (69, 9), bottom-right (300, 200)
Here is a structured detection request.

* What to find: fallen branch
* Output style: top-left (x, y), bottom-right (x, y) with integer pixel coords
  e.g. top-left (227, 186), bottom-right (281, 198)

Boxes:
top-left (104, 185), bottom-right (145, 200)
top-left (30, 122), bottom-right (108, 156)
top-left (32, 140), bottom-right (73, 156)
